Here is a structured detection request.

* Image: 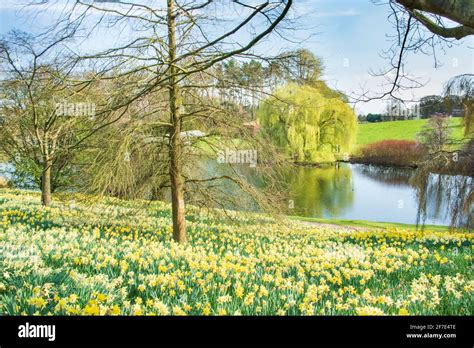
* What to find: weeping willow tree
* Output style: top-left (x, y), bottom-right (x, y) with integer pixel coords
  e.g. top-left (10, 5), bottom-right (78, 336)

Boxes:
top-left (258, 84), bottom-right (357, 163)
top-left (444, 74), bottom-right (473, 137)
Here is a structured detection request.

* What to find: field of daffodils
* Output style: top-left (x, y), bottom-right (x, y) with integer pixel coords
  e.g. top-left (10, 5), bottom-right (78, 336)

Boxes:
top-left (1, 189), bottom-right (472, 316)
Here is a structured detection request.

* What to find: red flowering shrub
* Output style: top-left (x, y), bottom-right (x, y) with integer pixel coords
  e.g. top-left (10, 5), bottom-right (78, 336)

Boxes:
top-left (359, 140), bottom-right (426, 166)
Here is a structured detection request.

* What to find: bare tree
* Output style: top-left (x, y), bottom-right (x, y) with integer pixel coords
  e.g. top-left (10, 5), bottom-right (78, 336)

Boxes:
top-left (444, 73), bottom-right (473, 137)
top-left (0, 30), bottom-right (130, 206)
top-left (0, 31), bottom-right (78, 206)
top-left (395, 0), bottom-right (474, 39)
top-left (417, 115), bottom-right (452, 153)
top-left (355, 0), bottom-right (473, 102)
top-left (48, 0), bottom-right (293, 243)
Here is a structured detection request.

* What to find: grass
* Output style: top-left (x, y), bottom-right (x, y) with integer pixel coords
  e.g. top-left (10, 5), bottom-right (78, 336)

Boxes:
top-left (288, 215), bottom-right (454, 233)
top-left (1, 188), bottom-right (473, 316)
top-left (356, 118), bottom-right (465, 146)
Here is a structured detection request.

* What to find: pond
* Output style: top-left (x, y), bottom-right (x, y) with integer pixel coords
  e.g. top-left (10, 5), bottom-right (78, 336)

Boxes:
top-left (1, 160), bottom-right (471, 226)
top-left (0, 162), bottom-right (14, 179)
top-left (196, 160), bottom-right (472, 226)
top-left (285, 163), bottom-right (463, 226)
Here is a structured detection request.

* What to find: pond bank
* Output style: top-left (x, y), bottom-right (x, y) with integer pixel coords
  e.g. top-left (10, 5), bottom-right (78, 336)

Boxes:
top-left (288, 215), bottom-right (456, 232)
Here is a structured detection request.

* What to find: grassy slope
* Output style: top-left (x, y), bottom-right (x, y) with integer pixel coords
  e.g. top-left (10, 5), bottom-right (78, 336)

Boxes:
top-left (1, 189), bottom-right (473, 316)
top-left (356, 118), bottom-right (464, 146)
top-left (288, 215), bottom-right (456, 232)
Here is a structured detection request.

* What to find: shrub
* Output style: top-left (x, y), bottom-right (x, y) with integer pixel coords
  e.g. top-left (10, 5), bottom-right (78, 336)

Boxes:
top-left (358, 140), bottom-right (425, 167)
top-left (366, 114), bottom-right (382, 123)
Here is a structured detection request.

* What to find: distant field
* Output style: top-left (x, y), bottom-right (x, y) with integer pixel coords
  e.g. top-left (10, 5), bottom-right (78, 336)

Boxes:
top-left (357, 118), bottom-right (464, 146)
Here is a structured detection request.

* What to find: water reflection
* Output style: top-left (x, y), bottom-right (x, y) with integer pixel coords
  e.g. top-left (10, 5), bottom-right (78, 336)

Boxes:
top-left (413, 172), bottom-right (473, 228)
top-left (352, 164), bottom-right (412, 187)
top-left (1, 159), bottom-right (471, 227)
top-left (0, 163), bottom-right (14, 179)
top-left (287, 164), bottom-right (354, 217)
top-left (197, 160), bottom-right (471, 226)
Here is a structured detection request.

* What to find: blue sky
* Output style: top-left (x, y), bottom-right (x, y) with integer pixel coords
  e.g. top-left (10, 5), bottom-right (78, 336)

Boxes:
top-left (292, 0), bottom-right (474, 113)
top-left (1, 0), bottom-right (473, 114)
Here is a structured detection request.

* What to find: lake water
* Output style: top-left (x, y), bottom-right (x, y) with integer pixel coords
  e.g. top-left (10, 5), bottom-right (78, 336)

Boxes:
top-left (1, 161), bottom-right (471, 226)
top-left (0, 163), bottom-right (14, 179)
top-left (197, 160), bottom-right (472, 226)
top-left (285, 163), bottom-right (445, 225)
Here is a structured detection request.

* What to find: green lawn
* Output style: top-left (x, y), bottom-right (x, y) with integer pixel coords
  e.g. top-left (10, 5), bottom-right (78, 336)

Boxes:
top-left (357, 118), bottom-right (464, 146)
top-left (288, 215), bottom-right (457, 232)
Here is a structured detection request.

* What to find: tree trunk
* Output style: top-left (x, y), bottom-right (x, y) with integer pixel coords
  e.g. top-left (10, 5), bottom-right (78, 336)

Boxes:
top-left (41, 157), bottom-right (52, 206)
top-left (167, 0), bottom-right (187, 243)
top-left (464, 103), bottom-right (473, 136)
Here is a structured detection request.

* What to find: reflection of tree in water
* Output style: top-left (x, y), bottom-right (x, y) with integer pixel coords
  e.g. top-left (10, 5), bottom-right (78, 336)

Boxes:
top-left (287, 164), bottom-right (353, 217)
top-left (189, 159), bottom-right (472, 227)
top-left (188, 158), bottom-right (281, 213)
top-left (193, 160), bottom-right (354, 217)
top-left (353, 163), bottom-right (473, 228)
top-left (352, 164), bottom-right (413, 187)
top-left (412, 171), bottom-right (473, 229)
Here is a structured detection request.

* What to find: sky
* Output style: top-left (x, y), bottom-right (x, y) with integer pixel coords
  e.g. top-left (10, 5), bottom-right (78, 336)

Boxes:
top-left (0, 0), bottom-right (473, 114)
top-left (291, 0), bottom-right (474, 114)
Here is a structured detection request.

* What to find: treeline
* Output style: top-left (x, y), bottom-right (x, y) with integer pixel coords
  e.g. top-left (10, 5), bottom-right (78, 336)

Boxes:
top-left (359, 78), bottom-right (472, 123)
top-left (212, 48), bottom-right (346, 119)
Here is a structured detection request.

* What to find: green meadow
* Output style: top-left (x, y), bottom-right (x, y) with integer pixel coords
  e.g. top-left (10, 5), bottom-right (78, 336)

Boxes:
top-left (356, 118), bottom-right (465, 146)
